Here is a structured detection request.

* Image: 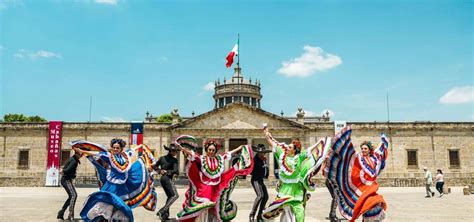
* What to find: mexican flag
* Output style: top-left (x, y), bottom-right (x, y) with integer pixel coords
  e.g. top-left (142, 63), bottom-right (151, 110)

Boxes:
top-left (225, 39), bottom-right (239, 68)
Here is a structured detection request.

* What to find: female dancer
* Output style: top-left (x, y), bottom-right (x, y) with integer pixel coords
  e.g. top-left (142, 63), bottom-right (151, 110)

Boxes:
top-left (71, 138), bottom-right (157, 222)
top-left (325, 126), bottom-right (389, 222)
top-left (262, 125), bottom-right (330, 222)
top-left (175, 135), bottom-right (254, 222)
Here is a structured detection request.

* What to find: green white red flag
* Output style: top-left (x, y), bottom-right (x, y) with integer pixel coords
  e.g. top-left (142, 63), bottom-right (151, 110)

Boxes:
top-left (225, 39), bottom-right (239, 68)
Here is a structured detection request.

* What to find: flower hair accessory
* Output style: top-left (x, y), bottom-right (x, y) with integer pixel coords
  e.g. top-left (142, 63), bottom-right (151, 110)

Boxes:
top-left (204, 139), bottom-right (222, 150)
top-left (292, 139), bottom-right (302, 150)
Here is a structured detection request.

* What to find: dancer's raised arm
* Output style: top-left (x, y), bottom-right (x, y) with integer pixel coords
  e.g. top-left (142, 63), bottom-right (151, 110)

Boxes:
top-left (229, 145), bottom-right (244, 155)
top-left (263, 124), bottom-right (278, 148)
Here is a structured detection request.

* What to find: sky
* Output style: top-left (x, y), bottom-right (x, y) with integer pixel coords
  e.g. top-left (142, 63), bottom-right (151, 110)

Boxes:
top-left (0, 0), bottom-right (472, 122)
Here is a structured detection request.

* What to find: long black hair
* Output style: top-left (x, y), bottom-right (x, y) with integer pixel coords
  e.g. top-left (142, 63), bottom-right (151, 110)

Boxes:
top-left (437, 169), bottom-right (443, 174)
top-left (110, 138), bottom-right (126, 148)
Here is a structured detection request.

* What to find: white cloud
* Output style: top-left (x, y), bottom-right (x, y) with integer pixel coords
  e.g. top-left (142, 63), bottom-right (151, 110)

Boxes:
top-left (203, 82), bottom-right (215, 91)
top-left (14, 49), bottom-right (62, 60)
top-left (95, 0), bottom-right (117, 5)
top-left (291, 109), bottom-right (336, 117)
top-left (157, 56), bottom-right (168, 63)
top-left (0, 0), bottom-right (23, 10)
top-left (291, 110), bottom-right (315, 117)
top-left (102, 116), bottom-right (127, 122)
top-left (278, 45), bottom-right (342, 77)
top-left (439, 86), bottom-right (474, 104)
top-left (320, 109), bottom-right (335, 117)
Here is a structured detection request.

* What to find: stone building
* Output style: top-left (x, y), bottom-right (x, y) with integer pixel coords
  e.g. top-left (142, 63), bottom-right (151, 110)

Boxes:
top-left (1, 68), bottom-right (473, 187)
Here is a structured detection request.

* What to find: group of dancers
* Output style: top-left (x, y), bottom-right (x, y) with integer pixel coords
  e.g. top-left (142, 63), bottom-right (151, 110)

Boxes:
top-left (58, 125), bottom-right (389, 222)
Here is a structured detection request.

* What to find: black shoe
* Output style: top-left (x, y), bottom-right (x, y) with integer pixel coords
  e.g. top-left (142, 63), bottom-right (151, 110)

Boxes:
top-left (425, 195), bottom-right (431, 198)
top-left (431, 192), bottom-right (435, 197)
top-left (57, 210), bottom-right (64, 220)
top-left (249, 214), bottom-right (255, 222)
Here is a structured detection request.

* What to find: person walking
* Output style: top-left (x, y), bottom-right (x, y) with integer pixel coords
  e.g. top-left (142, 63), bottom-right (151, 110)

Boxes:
top-left (424, 167), bottom-right (435, 198)
top-left (57, 151), bottom-right (82, 220)
top-left (433, 169), bottom-right (445, 197)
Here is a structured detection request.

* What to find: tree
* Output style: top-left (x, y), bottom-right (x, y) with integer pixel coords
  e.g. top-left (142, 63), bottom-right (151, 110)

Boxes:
top-left (3, 114), bottom-right (47, 122)
top-left (156, 114), bottom-right (173, 123)
top-left (27, 115), bottom-right (47, 122)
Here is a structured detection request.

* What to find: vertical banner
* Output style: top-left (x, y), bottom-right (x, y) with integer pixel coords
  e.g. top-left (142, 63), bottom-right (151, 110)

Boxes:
top-left (334, 120), bottom-right (346, 135)
top-left (130, 122), bottom-right (144, 145)
top-left (46, 121), bottom-right (63, 187)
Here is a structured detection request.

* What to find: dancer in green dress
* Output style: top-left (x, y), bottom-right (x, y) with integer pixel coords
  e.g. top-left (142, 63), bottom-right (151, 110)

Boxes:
top-left (262, 124), bottom-right (330, 222)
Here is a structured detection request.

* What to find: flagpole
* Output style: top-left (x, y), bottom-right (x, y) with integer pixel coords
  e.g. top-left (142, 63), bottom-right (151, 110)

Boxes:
top-left (237, 34), bottom-right (241, 102)
top-left (237, 33), bottom-right (240, 77)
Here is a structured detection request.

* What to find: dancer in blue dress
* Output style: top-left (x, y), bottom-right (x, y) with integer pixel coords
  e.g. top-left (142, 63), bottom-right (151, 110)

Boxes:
top-left (71, 138), bottom-right (157, 222)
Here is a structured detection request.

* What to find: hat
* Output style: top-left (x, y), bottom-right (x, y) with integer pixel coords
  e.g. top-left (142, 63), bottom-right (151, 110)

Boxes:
top-left (252, 144), bottom-right (271, 153)
top-left (164, 144), bottom-right (179, 152)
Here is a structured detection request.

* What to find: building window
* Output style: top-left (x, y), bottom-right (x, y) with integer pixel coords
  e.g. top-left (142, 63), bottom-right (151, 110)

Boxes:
top-left (219, 98), bottom-right (224, 108)
top-left (407, 150), bottom-right (418, 167)
top-left (18, 150), bottom-right (29, 169)
top-left (225, 97), bottom-right (232, 105)
top-left (449, 150), bottom-right (460, 168)
top-left (243, 97), bottom-right (250, 104)
top-left (251, 98), bottom-right (256, 106)
top-left (61, 150), bottom-right (71, 166)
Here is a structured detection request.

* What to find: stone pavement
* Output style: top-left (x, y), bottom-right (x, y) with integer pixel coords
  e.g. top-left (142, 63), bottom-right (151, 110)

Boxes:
top-left (0, 186), bottom-right (472, 222)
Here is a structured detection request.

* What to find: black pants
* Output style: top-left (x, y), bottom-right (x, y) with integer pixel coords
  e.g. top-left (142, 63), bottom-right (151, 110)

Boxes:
top-left (436, 182), bottom-right (444, 194)
top-left (250, 179), bottom-right (268, 218)
top-left (326, 179), bottom-right (337, 219)
top-left (159, 176), bottom-right (179, 218)
top-left (60, 177), bottom-right (77, 218)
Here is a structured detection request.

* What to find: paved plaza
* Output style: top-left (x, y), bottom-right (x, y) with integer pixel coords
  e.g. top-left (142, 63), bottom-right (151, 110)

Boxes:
top-left (0, 186), bottom-right (472, 222)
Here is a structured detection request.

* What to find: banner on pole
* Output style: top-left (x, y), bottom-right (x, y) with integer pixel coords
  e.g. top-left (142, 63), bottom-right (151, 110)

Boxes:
top-left (334, 121), bottom-right (346, 135)
top-left (130, 122), bottom-right (144, 145)
top-left (46, 121), bottom-right (63, 186)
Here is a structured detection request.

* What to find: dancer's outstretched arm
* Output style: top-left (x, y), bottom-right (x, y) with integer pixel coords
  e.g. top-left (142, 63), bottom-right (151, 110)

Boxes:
top-left (229, 145), bottom-right (244, 155)
top-left (72, 146), bottom-right (100, 156)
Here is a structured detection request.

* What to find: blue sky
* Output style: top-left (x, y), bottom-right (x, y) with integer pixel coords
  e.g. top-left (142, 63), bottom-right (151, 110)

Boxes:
top-left (1, 0), bottom-right (472, 122)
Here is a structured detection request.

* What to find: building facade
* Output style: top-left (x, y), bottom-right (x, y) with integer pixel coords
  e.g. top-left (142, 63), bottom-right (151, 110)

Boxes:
top-left (1, 68), bottom-right (473, 187)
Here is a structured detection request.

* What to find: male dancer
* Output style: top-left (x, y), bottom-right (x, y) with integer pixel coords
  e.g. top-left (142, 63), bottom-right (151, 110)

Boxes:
top-left (153, 144), bottom-right (180, 221)
top-left (57, 150), bottom-right (82, 220)
top-left (249, 144), bottom-right (270, 222)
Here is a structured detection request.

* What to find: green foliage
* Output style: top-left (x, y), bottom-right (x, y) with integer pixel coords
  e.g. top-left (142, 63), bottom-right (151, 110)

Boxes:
top-left (156, 114), bottom-right (173, 123)
top-left (3, 114), bottom-right (47, 122)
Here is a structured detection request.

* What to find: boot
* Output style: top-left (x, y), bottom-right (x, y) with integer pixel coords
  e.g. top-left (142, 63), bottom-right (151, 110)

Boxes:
top-left (57, 210), bottom-right (64, 220)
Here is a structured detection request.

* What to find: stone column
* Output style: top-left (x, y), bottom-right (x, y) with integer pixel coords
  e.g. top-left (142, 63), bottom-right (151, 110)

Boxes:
top-left (247, 137), bottom-right (253, 146)
top-left (268, 148), bottom-right (275, 181)
top-left (179, 150), bottom-right (185, 178)
top-left (224, 137), bottom-right (230, 170)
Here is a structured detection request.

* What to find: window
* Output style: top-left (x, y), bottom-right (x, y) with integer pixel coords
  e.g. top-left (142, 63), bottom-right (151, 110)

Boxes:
top-left (243, 97), bottom-right (250, 104)
top-left (449, 150), bottom-right (460, 168)
top-left (61, 150), bottom-right (71, 166)
top-left (225, 97), bottom-right (232, 104)
top-left (218, 98), bottom-right (224, 108)
top-left (407, 150), bottom-right (418, 167)
top-left (18, 150), bottom-right (29, 169)
top-left (251, 98), bottom-right (257, 106)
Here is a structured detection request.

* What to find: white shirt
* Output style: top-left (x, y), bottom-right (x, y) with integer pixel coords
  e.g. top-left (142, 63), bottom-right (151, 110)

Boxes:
top-left (435, 173), bottom-right (444, 183)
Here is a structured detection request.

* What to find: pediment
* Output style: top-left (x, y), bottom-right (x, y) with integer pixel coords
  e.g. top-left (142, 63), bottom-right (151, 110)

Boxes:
top-left (170, 103), bottom-right (307, 130)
